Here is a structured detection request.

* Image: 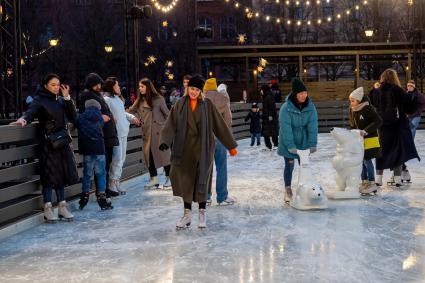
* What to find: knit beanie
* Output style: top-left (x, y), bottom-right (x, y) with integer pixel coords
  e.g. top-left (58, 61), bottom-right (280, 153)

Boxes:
top-left (203, 78), bottom-right (218, 92)
top-left (252, 102), bottom-right (258, 108)
top-left (349, 87), bottom-right (364, 102)
top-left (85, 99), bottom-right (101, 110)
top-left (188, 75), bottom-right (205, 91)
top-left (291, 78), bottom-right (307, 95)
top-left (85, 73), bottom-right (104, 89)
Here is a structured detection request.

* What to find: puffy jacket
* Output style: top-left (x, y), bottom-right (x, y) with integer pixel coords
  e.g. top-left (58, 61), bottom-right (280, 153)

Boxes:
top-left (75, 107), bottom-right (105, 155)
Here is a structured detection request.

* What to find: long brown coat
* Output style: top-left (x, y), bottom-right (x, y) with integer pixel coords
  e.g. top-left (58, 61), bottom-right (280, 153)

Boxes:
top-left (160, 97), bottom-right (237, 203)
top-left (128, 96), bottom-right (171, 169)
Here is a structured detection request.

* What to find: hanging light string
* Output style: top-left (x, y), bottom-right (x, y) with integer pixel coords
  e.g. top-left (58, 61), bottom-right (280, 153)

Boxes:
top-left (223, 0), bottom-right (369, 26)
top-left (151, 0), bottom-right (179, 13)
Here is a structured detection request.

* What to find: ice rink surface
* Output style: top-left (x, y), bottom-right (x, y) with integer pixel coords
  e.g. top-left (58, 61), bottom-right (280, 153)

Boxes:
top-left (1, 131), bottom-right (425, 283)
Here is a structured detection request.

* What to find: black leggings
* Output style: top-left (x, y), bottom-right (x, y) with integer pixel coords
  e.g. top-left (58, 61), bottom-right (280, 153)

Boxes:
top-left (148, 149), bottom-right (170, 177)
top-left (184, 202), bottom-right (206, 210)
top-left (264, 135), bottom-right (278, 149)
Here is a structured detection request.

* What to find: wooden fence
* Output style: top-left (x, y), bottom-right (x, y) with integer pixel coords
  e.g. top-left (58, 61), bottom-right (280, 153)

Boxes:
top-left (0, 101), bottom-right (424, 230)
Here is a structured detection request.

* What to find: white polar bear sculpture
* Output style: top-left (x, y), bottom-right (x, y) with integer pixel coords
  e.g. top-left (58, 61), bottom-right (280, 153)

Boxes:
top-left (290, 149), bottom-right (328, 210)
top-left (327, 127), bottom-right (364, 199)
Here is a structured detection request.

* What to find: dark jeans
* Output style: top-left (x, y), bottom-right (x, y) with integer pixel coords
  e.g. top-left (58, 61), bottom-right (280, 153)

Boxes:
top-left (148, 149), bottom-right (170, 177)
top-left (43, 186), bottom-right (65, 203)
top-left (361, 159), bottom-right (375, 181)
top-left (250, 133), bottom-right (261, 145)
top-left (95, 146), bottom-right (113, 192)
top-left (264, 135), bottom-right (278, 149)
top-left (283, 157), bottom-right (296, 187)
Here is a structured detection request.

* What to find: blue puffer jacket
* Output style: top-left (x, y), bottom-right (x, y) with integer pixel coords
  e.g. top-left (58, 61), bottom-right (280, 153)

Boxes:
top-left (75, 107), bottom-right (105, 155)
top-left (278, 95), bottom-right (318, 159)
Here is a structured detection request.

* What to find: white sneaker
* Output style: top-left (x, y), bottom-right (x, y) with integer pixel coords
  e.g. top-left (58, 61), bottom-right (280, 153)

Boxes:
top-left (163, 177), bottom-right (171, 188)
top-left (217, 196), bottom-right (237, 206)
top-left (44, 202), bottom-right (58, 223)
top-left (176, 209), bottom-right (191, 229)
top-left (58, 201), bottom-right (74, 221)
top-left (198, 209), bottom-right (206, 228)
top-left (145, 176), bottom-right (159, 189)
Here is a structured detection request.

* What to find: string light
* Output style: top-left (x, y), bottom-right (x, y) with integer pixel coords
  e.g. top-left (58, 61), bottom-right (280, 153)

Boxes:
top-left (146, 36), bottom-right (153, 43)
top-left (237, 34), bottom-right (247, 44)
top-left (147, 55), bottom-right (157, 64)
top-left (151, 0), bottom-right (179, 14)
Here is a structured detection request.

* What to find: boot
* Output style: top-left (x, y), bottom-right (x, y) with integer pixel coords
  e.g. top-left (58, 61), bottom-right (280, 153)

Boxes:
top-left (97, 193), bottom-right (113, 210)
top-left (198, 209), bottom-right (207, 228)
top-left (79, 192), bottom-right (90, 210)
top-left (58, 201), bottom-right (74, 221)
top-left (105, 188), bottom-right (119, 198)
top-left (375, 175), bottom-right (383, 186)
top-left (394, 176), bottom-right (403, 187)
top-left (145, 176), bottom-right (159, 189)
top-left (115, 180), bottom-right (127, 195)
top-left (402, 170), bottom-right (411, 183)
top-left (109, 179), bottom-right (120, 194)
top-left (360, 181), bottom-right (378, 195)
top-left (44, 202), bottom-right (58, 223)
top-left (284, 186), bottom-right (293, 203)
top-left (176, 209), bottom-right (191, 229)
top-left (163, 177), bottom-right (171, 189)
top-left (387, 174), bottom-right (395, 185)
top-left (360, 180), bottom-right (368, 192)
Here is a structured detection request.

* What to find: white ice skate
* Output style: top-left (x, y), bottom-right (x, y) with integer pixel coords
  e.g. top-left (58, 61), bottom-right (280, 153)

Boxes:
top-left (176, 209), bottom-right (192, 229)
top-left (145, 176), bottom-right (159, 189)
top-left (327, 128), bottom-right (363, 199)
top-left (402, 170), bottom-right (411, 183)
top-left (290, 149), bottom-right (328, 210)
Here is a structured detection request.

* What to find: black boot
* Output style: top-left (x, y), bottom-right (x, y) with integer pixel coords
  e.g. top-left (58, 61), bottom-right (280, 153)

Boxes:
top-left (105, 188), bottom-right (119, 198)
top-left (97, 193), bottom-right (113, 210)
top-left (79, 193), bottom-right (90, 210)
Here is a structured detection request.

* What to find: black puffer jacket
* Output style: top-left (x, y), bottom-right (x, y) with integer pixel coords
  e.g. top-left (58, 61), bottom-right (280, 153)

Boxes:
top-left (79, 89), bottom-right (118, 148)
top-left (22, 87), bottom-right (79, 188)
top-left (261, 91), bottom-right (279, 136)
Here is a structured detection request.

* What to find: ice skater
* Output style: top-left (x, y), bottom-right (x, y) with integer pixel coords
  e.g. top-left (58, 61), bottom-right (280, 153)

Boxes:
top-left (348, 87), bottom-right (382, 195)
top-left (244, 102), bottom-right (262, 146)
top-left (159, 75), bottom-right (238, 229)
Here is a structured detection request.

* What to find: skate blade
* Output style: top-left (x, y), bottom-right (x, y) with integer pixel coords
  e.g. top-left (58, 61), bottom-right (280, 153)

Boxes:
top-left (59, 216), bottom-right (74, 222)
top-left (176, 224), bottom-right (191, 230)
top-left (119, 191), bottom-right (127, 195)
top-left (198, 225), bottom-right (207, 229)
top-left (44, 217), bottom-right (57, 223)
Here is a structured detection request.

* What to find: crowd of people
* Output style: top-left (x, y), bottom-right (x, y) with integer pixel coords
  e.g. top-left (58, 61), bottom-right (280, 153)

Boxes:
top-left (11, 68), bottom-right (425, 228)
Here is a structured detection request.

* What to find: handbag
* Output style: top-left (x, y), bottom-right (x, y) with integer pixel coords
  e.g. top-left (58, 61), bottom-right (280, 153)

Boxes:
top-left (46, 128), bottom-right (72, 149)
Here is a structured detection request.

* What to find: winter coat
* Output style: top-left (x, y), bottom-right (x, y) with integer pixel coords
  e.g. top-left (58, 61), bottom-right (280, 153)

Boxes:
top-left (75, 107), bottom-right (105, 155)
top-left (104, 93), bottom-right (135, 138)
top-left (128, 96), bottom-right (171, 169)
top-left (278, 95), bottom-right (318, 159)
top-left (22, 88), bottom-right (79, 188)
top-left (204, 90), bottom-right (232, 129)
top-left (160, 96), bottom-right (238, 203)
top-left (368, 83), bottom-right (420, 169)
top-left (349, 98), bottom-right (383, 160)
top-left (262, 92), bottom-right (279, 136)
top-left (244, 110), bottom-right (261, 134)
top-left (271, 84), bottom-right (282, 103)
top-left (79, 89), bottom-right (119, 148)
top-left (407, 89), bottom-right (425, 118)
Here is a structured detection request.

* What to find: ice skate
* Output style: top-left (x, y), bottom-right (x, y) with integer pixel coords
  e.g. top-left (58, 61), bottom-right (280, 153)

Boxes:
top-left (105, 188), bottom-right (119, 198)
top-left (163, 177), bottom-right (172, 189)
top-left (394, 176), bottom-right (403, 188)
top-left (109, 179), bottom-right (122, 195)
top-left (284, 186), bottom-right (293, 204)
top-left (360, 181), bottom-right (378, 196)
top-left (402, 170), bottom-right (411, 183)
top-left (217, 196), bottom-right (236, 206)
top-left (79, 192), bottom-right (90, 210)
top-left (375, 175), bottom-right (383, 187)
top-left (198, 209), bottom-right (206, 228)
top-left (145, 176), bottom-right (159, 189)
top-left (387, 174), bottom-right (395, 186)
top-left (58, 201), bottom-right (74, 221)
top-left (115, 180), bottom-right (127, 195)
top-left (176, 209), bottom-right (191, 229)
top-left (97, 193), bottom-right (113, 210)
top-left (206, 199), bottom-right (212, 206)
top-left (44, 202), bottom-right (58, 223)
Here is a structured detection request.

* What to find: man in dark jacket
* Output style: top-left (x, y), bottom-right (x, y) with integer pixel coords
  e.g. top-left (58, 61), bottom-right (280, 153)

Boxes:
top-left (79, 73), bottom-right (119, 197)
top-left (75, 99), bottom-right (112, 210)
top-left (271, 80), bottom-right (282, 103)
top-left (261, 85), bottom-right (279, 150)
top-left (244, 102), bottom-right (261, 146)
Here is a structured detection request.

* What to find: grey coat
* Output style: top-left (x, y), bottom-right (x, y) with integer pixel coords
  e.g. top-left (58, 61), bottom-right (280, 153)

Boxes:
top-left (160, 97), bottom-right (237, 203)
top-left (128, 96), bottom-right (171, 169)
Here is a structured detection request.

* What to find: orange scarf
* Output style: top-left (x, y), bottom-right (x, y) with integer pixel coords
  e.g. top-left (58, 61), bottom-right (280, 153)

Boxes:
top-left (190, 98), bottom-right (197, 112)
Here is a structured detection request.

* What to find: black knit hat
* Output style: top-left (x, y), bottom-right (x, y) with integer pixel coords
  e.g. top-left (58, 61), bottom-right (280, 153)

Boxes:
top-left (291, 78), bottom-right (307, 95)
top-left (85, 73), bottom-right (104, 89)
top-left (188, 75), bottom-right (205, 91)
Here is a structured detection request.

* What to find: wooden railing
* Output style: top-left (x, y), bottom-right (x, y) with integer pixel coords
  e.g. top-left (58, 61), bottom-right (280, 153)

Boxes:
top-left (0, 101), bottom-right (423, 229)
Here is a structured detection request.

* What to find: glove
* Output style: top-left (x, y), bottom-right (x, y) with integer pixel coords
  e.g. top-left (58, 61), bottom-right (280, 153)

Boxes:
top-left (310, 147), bottom-right (317, 154)
top-left (159, 143), bottom-right (169, 151)
top-left (229, 148), bottom-right (238, 156)
top-left (268, 116), bottom-right (273, 121)
top-left (288, 148), bottom-right (297, 154)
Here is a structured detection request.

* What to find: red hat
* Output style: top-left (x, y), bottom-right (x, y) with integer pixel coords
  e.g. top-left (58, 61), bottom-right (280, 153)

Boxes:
top-left (270, 79), bottom-right (278, 85)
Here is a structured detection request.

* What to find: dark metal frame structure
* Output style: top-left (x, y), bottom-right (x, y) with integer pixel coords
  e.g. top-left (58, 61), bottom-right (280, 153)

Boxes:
top-left (0, 0), bottom-right (22, 119)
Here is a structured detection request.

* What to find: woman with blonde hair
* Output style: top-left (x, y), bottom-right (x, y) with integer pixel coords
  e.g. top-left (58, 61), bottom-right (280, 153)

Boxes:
top-left (368, 69), bottom-right (419, 187)
top-left (128, 78), bottom-right (171, 188)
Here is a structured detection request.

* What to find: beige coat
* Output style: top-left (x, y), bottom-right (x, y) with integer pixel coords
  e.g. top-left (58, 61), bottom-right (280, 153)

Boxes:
top-left (204, 90), bottom-right (232, 128)
top-left (129, 96), bottom-right (171, 169)
top-left (160, 97), bottom-right (237, 203)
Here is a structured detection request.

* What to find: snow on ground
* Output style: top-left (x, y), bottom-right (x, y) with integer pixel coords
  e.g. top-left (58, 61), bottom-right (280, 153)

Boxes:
top-left (1, 131), bottom-right (425, 283)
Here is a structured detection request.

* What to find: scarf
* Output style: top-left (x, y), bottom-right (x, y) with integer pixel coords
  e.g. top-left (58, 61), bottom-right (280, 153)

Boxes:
top-left (351, 101), bottom-right (369, 112)
top-left (173, 96), bottom-right (210, 195)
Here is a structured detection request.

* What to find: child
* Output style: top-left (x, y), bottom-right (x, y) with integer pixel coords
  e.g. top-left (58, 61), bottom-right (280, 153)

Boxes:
top-left (75, 99), bottom-right (113, 210)
top-left (349, 87), bottom-right (383, 195)
top-left (244, 102), bottom-right (261, 146)
top-left (159, 75), bottom-right (238, 229)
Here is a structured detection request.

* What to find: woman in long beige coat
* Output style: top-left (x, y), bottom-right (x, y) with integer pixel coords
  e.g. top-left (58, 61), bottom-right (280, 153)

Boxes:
top-left (128, 78), bottom-right (171, 188)
top-left (159, 75), bottom-right (238, 229)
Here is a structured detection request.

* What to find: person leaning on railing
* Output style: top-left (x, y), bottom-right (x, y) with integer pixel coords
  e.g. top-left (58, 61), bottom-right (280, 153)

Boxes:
top-left (11, 73), bottom-right (79, 223)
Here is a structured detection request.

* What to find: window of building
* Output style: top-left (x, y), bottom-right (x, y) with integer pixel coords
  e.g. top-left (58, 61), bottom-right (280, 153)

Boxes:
top-left (220, 17), bottom-right (236, 40)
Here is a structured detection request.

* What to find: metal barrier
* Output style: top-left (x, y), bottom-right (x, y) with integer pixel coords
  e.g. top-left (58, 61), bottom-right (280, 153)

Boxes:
top-left (0, 101), bottom-right (423, 230)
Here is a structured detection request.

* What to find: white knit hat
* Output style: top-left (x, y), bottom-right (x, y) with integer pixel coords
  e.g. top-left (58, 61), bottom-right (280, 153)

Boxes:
top-left (349, 87), bottom-right (364, 102)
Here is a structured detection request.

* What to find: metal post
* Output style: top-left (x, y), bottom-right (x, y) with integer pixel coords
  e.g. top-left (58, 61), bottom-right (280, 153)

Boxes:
top-left (245, 56), bottom-right (249, 94)
top-left (355, 53), bottom-right (360, 88)
top-left (124, 0), bottom-right (130, 97)
top-left (407, 52), bottom-right (412, 81)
